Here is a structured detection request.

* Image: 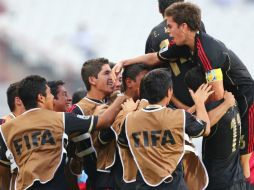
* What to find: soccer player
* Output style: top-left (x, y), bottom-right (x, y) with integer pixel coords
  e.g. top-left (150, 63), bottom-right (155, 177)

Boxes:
top-left (145, 0), bottom-right (206, 111)
top-left (0, 82), bottom-right (25, 190)
top-left (118, 69), bottom-right (212, 189)
top-left (145, 0), bottom-right (184, 54)
top-left (185, 67), bottom-right (246, 190)
top-left (111, 63), bottom-right (149, 190)
top-left (0, 75), bottom-right (127, 190)
top-left (47, 80), bottom-right (80, 190)
top-left (69, 58), bottom-right (119, 190)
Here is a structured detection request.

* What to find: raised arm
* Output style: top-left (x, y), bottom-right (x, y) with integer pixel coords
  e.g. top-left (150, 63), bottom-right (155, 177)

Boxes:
top-left (189, 83), bottom-right (214, 136)
top-left (208, 91), bottom-right (235, 127)
top-left (112, 53), bottom-right (160, 80)
top-left (96, 95), bottom-right (128, 129)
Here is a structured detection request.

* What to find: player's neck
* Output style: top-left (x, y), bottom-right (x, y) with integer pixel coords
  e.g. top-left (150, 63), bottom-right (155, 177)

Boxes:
top-left (186, 31), bottom-right (196, 51)
top-left (152, 97), bottom-right (169, 107)
top-left (87, 90), bottom-right (106, 101)
top-left (13, 106), bottom-right (25, 117)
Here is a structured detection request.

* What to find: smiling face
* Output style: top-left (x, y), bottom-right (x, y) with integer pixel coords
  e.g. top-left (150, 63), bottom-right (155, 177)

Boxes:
top-left (114, 73), bottom-right (122, 91)
top-left (94, 64), bottom-right (114, 96)
top-left (53, 85), bottom-right (70, 112)
top-left (166, 16), bottom-right (187, 46)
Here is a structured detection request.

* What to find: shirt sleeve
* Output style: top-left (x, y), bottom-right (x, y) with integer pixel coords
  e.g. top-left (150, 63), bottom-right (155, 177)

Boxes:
top-left (0, 131), bottom-right (10, 167)
top-left (185, 111), bottom-right (206, 137)
top-left (145, 30), bottom-right (155, 54)
top-left (117, 120), bottom-right (129, 148)
top-left (157, 43), bottom-right (191, 62)
top-left (98, 128), bottom-right (116, 145)
top-left (69, 105), bottom-right (83, 115)
top-left (64, 113), bottom-right (98, 135)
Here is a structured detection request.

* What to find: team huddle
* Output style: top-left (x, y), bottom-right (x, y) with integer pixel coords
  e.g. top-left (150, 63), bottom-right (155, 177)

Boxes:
top-left (0, 1), bottom-right (254, 190)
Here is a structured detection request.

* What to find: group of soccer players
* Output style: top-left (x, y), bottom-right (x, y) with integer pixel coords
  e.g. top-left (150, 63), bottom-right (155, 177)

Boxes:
top-left (0, 1), bottom-right (254, 190)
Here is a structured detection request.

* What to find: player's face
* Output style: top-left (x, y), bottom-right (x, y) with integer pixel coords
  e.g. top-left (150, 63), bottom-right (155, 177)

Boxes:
top-left (53, 85), bottom-right (70, 112)
top-left (44, 85), bottom-right (54, 110)
top-left (131, 70), bottom-right (148, 101)
top-left (166, 16), bottom-right (186, 46)
top-left (114, 73), bottom-right (122, 91)
top-left (95, 64), bottom-right (114, 96)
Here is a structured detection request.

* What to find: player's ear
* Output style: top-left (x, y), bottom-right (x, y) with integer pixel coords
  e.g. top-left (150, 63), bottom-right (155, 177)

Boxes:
top-left (37, 93), bottom-right (45, 104)
top-left (181, 23), bottom-right (189, 32)
top-left (125, 78), bottom-right (133, 88)
top-left (89, 76), bottom-right (96, 86)
top-left (167, 87), bottom-right (173, 98)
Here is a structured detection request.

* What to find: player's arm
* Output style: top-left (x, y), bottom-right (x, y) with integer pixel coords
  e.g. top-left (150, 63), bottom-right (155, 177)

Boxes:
top-left (97, 129), bottom-right (115, 145)
top-left (170, 95), bottom-right (190, 110)
top-left (189, 83), bottom-right (213, 136)
top-left (0, 132), bottom-right (10, 167)
top-left (122, 53), bottom-right (160, 67)
top-left (208, 91), bottom-right (235, 127)
top-left (98, 98), bottom-right (139, 144)
top-left (65, 96), bottom-right (128, 134)
top-left (96, 95), bottom-right (128, 130)
top-left (185, 112), bottom-right (207, 138)
top-left (112, 53), bottom-right (160, 79)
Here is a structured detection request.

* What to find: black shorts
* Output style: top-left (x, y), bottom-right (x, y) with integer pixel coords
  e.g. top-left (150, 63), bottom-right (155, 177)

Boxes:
top-left (93, 171), bottom-right (114, 190)
top-left (135, 169), bottom-right (188, 190)
top-left (237, 86), bottom-right (254, 155)
top-left (206, 181), bottom-right (246, 190)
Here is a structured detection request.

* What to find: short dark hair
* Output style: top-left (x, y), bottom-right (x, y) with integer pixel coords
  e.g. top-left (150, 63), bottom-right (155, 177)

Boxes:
top-left (165, 2), bottom-right (201, 31)
top-left (6, 82), bottom-right (20, 112)
top-left (81, 58), bottom-right (109, 91)
top-left (158, 0), bottom-right (184, 16)
top-left (108, 62), bottom-right (116, 69)
top-left (18, 75), bottom-right (47, 110)
top-left (184, 66), bottom-right (206, 91)
top-left (47, 80), bottom-right (65, 99)
top-left (72, 89), bottom-right (87, 104)
top-left (140, 68), bottom-right (173, 104)
top-left (122, 63), bottom-right (149, 92)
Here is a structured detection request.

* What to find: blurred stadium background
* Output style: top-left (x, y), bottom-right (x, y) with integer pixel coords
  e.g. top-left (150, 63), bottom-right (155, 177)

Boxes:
top-left (0, 0), bottom-right (253, 117)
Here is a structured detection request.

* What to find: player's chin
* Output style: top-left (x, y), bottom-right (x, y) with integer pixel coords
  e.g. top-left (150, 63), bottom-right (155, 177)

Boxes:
top-left (109, 88), bottom-right (114, 93)
top-left (175, 40), bottom-right (184, 46)
top-left (106, 87), bottom-right (114, 94)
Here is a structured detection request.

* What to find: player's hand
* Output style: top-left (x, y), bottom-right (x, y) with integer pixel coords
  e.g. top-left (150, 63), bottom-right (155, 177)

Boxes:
top-left (189, 83), bottom-right (214, 104)
top-left (112, 61), bottom-right (124, 82)
top-left (186, 105), bottom-right (196, 114)
top-left (121, 98), bottom-right (139, 114)
top-left (223, 91), bottom-right (235, 108)
top-left (136, 99), bottom-right (149, 110)
top-left (93, 104), bottom-right (108, 115)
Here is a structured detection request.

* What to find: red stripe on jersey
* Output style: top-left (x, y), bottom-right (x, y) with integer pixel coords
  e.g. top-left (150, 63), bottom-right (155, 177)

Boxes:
top-left (67, 104), bottom-right (77, 113)
top-left (169, 40), bottom-right (175, 47)
top-left (248, 103), bottom-right (254, 153)
top-left (197, 38), bottom-right (212, 71)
